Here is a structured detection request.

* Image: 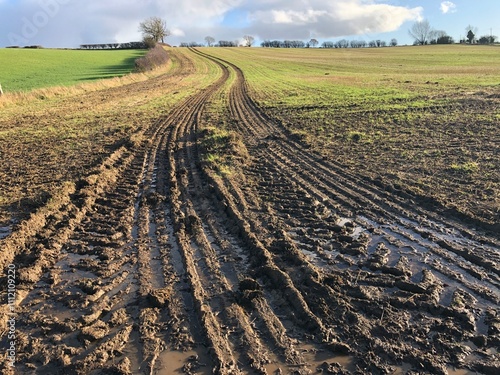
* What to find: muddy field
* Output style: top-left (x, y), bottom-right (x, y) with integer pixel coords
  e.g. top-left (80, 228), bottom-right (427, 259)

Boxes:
top-left (1, 48), bottom-right (499, 374)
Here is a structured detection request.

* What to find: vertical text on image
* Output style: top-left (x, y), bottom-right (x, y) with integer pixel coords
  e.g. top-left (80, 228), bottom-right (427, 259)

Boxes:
top-left (7, 264), bottom-right (16, 367)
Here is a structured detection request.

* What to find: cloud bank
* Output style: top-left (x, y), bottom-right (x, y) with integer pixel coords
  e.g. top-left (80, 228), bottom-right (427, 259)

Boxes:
top-left (0, 0), bottom-right (423, 47)
top-left (247, 1), bottom-right (422, 40)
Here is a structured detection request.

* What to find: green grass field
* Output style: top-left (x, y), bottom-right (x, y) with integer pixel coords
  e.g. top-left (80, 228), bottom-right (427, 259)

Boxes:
top-left (205, 44), bottom-right (499, 108)
top-left (0, 48), bottom-right (146, 92)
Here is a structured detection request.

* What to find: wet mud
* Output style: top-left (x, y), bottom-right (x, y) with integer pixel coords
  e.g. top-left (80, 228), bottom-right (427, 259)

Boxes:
top-left (0, 48), bottom-right (498, 375)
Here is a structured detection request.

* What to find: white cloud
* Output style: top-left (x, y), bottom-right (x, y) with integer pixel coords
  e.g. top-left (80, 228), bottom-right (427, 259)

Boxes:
top-left (440, 1), bottom-right (457, 14)
top-left (248, 0), bottom-right (423, 40)
top-left (0, 0), bottom-right (423, 47)
top-left (252, 9), bottom-right (328, 25)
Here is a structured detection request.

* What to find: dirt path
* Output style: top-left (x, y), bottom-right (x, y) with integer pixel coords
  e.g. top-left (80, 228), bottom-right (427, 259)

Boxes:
top-left (1, 48), bottom-right (499, 375)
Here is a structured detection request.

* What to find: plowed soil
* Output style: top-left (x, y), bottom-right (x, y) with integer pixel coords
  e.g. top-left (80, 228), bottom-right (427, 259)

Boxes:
top-left (1, 48), bottom-right (499, 375)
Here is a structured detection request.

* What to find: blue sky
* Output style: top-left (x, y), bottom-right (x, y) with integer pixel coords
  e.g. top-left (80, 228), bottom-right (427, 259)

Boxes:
top-left (0, 0), bottom-right (498, 47)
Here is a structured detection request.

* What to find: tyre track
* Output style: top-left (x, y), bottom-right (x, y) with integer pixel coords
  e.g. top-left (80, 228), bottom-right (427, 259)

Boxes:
top-left (190, 48), bottom-right (361, 373)
top-left (196, 48), bottom-right (500, 374)
top-left (0, 50), bottom-right (224, 374)
top-left (3, 45), bottom-right (498, 375)
top-left (166, 49), bottom-right (308, 373)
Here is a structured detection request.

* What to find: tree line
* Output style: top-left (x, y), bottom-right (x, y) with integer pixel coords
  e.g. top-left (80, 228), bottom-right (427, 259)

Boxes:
top-left (179, 37), bottom-right (398, 48)
top-left (409, 21), bottom-right (497, 45)
top-left (138, 17), bottom-right (497, 50)
top-left (80, 42), bottom-right (148, 50)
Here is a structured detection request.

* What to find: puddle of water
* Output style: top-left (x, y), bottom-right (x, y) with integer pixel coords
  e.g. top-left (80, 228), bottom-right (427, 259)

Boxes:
top-left (0, 225), bottom-right (11, 239)
top-left (298, 344), bottom-right (356, 372)
top-left (301, 248), bottom-right (322, 263)
top-left (358, 215), bottom-right (499, 310)
top-left (447, 368), bottom-right (476, 375)
top-left (336, 218), bottom-right (351, 227)
top-left (391, 363), bottom-right (476, 375)
top-left (149, 209), bottom-right (165, 289)
top-left (155, 349), bottom-right (212, 375)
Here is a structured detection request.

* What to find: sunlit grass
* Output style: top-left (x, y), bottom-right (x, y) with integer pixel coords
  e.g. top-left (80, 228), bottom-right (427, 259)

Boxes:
top-left (0, 48), bottom-right (147, 92)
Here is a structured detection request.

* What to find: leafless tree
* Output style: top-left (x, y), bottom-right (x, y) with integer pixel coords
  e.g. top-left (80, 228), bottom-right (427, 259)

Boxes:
top-left (205, 36), bottom-right (215, 47)
top-left (409, 20), bottom-right (433, 45)
top-left (309, 38), bottom-right (318, 47)
top-left (139, 17), bottom-right (170, 43)
top-left (390, 38), bottom-right (398, 47)
top-left (243, 35), bottom-right (254, 47)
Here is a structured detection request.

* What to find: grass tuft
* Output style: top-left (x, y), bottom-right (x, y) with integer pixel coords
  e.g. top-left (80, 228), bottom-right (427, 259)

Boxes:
top-left (199, 126), bottom-right (249, 176)
top-left (347, 131), bottom-right (367, 142)
top-left (450, 162), bottom-right (479, 174)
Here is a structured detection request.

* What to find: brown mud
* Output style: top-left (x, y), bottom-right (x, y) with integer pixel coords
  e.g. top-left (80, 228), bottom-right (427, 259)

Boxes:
top-left (0, 48), bottom-right (498, 375)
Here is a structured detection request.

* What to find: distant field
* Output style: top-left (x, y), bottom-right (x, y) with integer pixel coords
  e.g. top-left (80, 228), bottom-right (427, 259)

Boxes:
top-left (0, 48), bottom-right (146, 92)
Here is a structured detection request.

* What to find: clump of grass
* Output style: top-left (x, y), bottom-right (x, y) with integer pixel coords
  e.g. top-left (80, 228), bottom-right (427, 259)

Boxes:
top-left (450, 162), bottom-right (479, 174)
top-left (199, 126), bottom-right (249, 176)
top-left (346, 131), bottom-right (367, 142)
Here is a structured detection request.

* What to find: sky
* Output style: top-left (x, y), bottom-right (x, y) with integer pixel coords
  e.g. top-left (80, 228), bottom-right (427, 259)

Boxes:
top-left (0, 0), bottom-right (499, 48)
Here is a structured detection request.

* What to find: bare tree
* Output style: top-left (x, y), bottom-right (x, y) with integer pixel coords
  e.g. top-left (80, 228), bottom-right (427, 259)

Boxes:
top-left (409, 20), bottom-right (433, 45)
top-left (139, 17), bottom-right (170, 43)
top-left (390, 38), bottom-right (398, 47)
top-left (309, 38), bottom-right (318, 48)
top-left (243, 35), bottom-right (254, 47)
top-left (205, 36), bottom-right (215, 47)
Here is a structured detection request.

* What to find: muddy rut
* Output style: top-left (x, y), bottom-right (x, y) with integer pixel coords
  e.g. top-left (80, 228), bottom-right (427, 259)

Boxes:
top-left (1, 49), bottom-right (499, 375)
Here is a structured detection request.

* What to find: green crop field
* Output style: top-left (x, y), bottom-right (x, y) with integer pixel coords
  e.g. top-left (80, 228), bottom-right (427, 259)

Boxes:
top-left (0, 48), bottom-right (146, 92)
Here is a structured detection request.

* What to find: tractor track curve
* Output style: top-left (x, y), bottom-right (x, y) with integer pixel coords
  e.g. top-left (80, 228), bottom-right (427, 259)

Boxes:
top-left (0, 47), bottom-right (498, 375)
